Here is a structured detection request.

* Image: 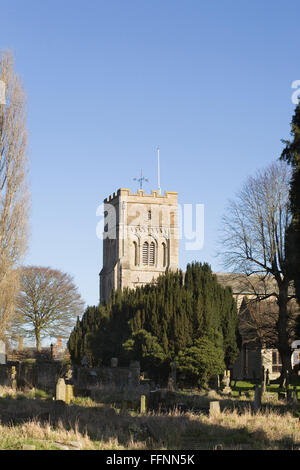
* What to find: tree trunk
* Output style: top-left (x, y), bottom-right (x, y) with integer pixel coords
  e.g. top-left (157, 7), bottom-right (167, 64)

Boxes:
top-left (35, 329), bottom-right (41, 351)
top-left (276, 281), bottom-right (292, 386)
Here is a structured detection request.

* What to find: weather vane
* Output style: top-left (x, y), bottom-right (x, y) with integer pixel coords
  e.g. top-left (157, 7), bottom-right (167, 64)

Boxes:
top-left (133, 169), bottom-right (149, 190)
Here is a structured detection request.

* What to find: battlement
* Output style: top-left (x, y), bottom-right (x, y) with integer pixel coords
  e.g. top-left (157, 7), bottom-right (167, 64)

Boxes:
top-left (104, 188), bottom-right (178, 203)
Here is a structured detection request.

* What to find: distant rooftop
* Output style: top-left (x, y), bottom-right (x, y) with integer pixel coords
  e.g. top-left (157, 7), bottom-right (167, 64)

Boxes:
top-left (215, 272), bottom-right (291, 296)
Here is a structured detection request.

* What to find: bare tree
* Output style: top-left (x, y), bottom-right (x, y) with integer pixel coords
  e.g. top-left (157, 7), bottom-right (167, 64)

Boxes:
top-left (14, 266), bottom-right (85, 350)
top-left (220, 161), bottom-right (296, 383)
top-left (238, 296), bottom-right (298, 351)
top-left (0, 50), bottom-right (30, 340)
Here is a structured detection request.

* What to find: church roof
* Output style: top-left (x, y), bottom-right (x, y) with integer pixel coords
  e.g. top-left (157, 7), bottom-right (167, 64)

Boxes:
top-left (214, 272), bottom-right (293, 297)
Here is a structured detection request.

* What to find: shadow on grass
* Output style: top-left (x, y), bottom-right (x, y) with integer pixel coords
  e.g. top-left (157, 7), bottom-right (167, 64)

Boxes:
top-left (0, 392), bottom-right (300, 450)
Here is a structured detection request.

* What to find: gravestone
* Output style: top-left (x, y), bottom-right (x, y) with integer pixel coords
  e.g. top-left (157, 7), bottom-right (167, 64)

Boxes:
top-left (11, 366), bottom-right (17, 390)
top-left (0, 340), bottom-right (6, 364)
top-left (22, 444), bottom-right (36, 451)
top-left (222, 372), bottom-right (232, 395)
top-left (221, 370), bottom-right (231, 394)
top-left (167, 376), bottom-right (175, 391)
top-left (261, 366), bottom-right (266, 395)
top-left (140, 395), bottom-right (146, 414)
top-left (221, 371), bottom-right (230, 387)
top-left (222, 385), bottom-right (232, 395)
top-left (65, 384), bottom-right (74, 404)
top-left (292, 388), bottom-right (298, 404)
top-left (266, 369), bottom-right (270, 386)
top-left (56, 378), bottom-right (66, 402)
top-left (209, 401), bottom-right (221, 417)
top-left (253, 385), bottom-right (261, 412)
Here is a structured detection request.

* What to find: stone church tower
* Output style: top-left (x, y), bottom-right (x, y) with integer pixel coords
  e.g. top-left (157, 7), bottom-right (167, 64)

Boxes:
top-left (99, 188), bottom-right (179, 303)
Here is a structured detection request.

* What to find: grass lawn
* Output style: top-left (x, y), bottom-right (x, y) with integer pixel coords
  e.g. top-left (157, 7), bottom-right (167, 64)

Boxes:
top-left (231, 378), bottom-right (300, 397)
top-left (0, 385), bottom-right (300, 450)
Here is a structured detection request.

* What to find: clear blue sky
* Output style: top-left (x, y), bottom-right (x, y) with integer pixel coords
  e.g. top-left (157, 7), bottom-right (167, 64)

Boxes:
top-left (1, 0), bottom-right (299, 308)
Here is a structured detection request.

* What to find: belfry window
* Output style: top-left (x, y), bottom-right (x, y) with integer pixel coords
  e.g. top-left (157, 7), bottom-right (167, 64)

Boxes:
top-left (149, 242), bottom-right (155, 266)
top-left (142, 241), bottom-right (156, 266)
top-left (143, 242), bottom-right (149, 265)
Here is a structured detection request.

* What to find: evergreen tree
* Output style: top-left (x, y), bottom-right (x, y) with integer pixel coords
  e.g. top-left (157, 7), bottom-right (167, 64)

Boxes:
top-left (281, 102), bottom-right (300, 318)
top-left (67, 262), bottom-right (239, 386)
top-left (176, 337), bottom-right (225, 387)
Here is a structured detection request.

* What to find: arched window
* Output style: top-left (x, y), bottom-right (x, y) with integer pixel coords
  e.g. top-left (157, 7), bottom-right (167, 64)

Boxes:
top-left (133, 241), bottom-right (138, 266)
top-left (149, 241), bottom-right (155, 266)
top-left (143, 242), bottom-right (149, 265)
top-left (162, 242), bottom-right (167, 267)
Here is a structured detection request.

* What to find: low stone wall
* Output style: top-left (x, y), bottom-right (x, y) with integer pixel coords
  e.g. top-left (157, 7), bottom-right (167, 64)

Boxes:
top-left (73, 362), bottom-right (140, 391)
top-left (0, 360), bottom-right (67, 393)
top-left (0, 360), bottom-right (140, 395)
top-left (0, 363), bottom-right (14, 387)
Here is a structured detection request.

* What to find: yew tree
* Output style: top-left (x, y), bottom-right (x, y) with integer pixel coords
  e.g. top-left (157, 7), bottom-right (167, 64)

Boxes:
top-left (281, 102), bottom-right (300, 315)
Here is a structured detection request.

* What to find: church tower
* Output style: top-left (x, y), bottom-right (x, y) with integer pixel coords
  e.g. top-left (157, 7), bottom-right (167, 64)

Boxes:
top-left (99, 188), bottom-right (179, 303)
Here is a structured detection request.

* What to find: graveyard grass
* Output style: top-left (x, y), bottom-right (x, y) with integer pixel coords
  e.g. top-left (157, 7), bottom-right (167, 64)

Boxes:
top-left (1, 383), bottom-right (300, 450)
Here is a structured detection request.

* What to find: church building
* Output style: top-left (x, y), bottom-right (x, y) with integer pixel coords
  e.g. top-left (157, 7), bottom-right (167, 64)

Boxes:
top-left (99, 187), bottom-right (298, 382)
top-left (99, 188), bottom-right (179, 303)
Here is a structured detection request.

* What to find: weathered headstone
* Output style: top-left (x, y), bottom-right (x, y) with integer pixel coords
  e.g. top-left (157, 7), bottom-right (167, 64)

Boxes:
top-left (261, 366), bottom-right (266, 395)
top-left (65, 384), bottom-right (74, 404)
top-left (140, 395), bottom-right (146, 414)
top-left (292, 388), bottom-right (298, 404)
top-left (222, 385), bottom-right (232, 395)
top-left (11, 366), bottom-right (17, 390)
top-left (53, 442), bottom-right (70, 450)
top-left (214, 444), bottom-right (224, 450)
top-left (0, 340), bottom-right (6, 364)
top-left (209, 401), bottom-right (221, 417)
top-left (66, 441), bottom-right (83, 450)
top-left (253, 385), bottom-right (261, 412)
top-left (22, 444), bottom-right (36, 450)
top-left (56, 378), bottom-right (66, 402)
